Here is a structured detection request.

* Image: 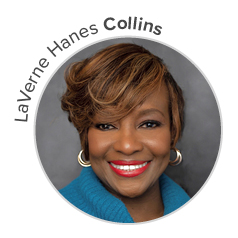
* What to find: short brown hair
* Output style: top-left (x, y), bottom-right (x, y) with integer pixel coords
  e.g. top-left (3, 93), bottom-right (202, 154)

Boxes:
top-left (61, 43), bottom-right (184, 160)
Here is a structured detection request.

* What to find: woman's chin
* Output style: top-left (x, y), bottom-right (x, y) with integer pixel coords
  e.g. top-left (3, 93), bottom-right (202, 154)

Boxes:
top-left (118, 189), bottom-right (143, 199)
top-left (111, 182), bottom-right (149, 199)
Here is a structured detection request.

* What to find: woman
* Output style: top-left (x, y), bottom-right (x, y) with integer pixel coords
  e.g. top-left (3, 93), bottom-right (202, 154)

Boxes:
top-left (59, 43), bottom-right (190, 223)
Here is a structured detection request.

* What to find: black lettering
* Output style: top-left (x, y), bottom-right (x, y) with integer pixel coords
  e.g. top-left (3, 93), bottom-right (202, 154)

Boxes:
top-left (118, 19), bottom-right (127, 29)
top-left (153, 25), bottom-right (162, 35)
top-left (61, 38), bottom-right (71, 49)
top-left (143, 22), bottom-right (153, 32)
top-left (17, 90), bottom-right (31, 102)
top-left (25, 83), bottom-right (35, 92)
top-left (39, 58), bottom-right (49, 68)
top-left (133, 17), bottom-right (137, 29)
top-left (104, 17), bottom-right (116, 30)
top-left (90, 24), bottom-right (98, 34)
top-left (28, 76), bottom-right (37, 84)
top-left (79, 28), bottom-right (89, 37)
top-left (15, 114), bottom-right (28, 122)
top-left (18, 104), bottom-right (29, 113)
top-left (32, 67), bottom-right (43, 78)
top-left (128, 17), bottom-right (132, 29)
top-left (138, 17), bottom-right (143, 31)
top-left (69, 32), bottom-right (80, 43)
top-left (47, 41), bottom-right (63, 57)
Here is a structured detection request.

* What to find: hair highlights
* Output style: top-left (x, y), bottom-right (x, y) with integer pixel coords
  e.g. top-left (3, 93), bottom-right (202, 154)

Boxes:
top-left (61, 43), bottom-right (184, 160)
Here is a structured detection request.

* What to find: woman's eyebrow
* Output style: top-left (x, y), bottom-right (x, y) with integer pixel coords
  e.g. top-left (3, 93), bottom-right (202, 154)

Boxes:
top-left (137, 108), bottom-right (165, 118)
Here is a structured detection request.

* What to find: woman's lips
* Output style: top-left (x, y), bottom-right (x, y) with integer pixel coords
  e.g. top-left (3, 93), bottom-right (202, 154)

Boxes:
top-left (108, 160), bottom-right (151, 177)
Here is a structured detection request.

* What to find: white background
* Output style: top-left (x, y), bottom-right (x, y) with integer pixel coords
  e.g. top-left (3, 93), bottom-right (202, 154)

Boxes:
top-left (2, 0), bottom-right (237, 237)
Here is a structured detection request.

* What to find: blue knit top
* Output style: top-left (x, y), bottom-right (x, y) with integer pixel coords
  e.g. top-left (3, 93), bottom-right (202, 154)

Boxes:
top-left (59, 167), bottom-right (190, 223)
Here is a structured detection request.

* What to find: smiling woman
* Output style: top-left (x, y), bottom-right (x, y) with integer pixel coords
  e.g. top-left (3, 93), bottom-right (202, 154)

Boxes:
top-left (59, 43), bottom-right (190, 223)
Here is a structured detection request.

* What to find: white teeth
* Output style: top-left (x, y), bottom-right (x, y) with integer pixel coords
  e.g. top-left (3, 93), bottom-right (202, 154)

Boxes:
top-left (110, 162), bottom-right (148, 171)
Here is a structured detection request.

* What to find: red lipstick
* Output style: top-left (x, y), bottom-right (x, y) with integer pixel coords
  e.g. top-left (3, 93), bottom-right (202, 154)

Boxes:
top-left (108, 160), bottom-right (151, 177)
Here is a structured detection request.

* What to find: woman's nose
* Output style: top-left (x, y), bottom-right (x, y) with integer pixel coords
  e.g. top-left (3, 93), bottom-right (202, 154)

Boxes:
top-left (113, 129), bottom-right (143, 155)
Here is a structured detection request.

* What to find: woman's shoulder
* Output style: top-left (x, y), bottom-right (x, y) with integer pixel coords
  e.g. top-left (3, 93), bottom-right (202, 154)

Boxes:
top-left (160, 173), bottom-right (190, 215)
top-left (59, 167), bottom-right (97, 198)
top-left (58, 167), bottom-right (134, 223)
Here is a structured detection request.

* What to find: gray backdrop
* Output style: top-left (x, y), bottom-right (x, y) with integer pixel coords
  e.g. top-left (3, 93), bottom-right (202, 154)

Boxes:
top-left (35, 37), bottom-right (221, 198)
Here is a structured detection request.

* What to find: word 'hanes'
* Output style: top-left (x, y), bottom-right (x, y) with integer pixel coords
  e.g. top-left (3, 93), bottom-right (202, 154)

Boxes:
top-left (15, 58), bottom-right (49, 122)
top-left (47, 24), bottom-right (98, 57)
top-left (104, 17), bottom-right (162, 35)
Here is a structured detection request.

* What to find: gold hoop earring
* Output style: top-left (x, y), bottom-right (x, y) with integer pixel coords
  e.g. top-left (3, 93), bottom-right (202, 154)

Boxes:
top-left (169, 148), bottom-right (182, 166)
top-left (78, 150), bottom-right (91, 167)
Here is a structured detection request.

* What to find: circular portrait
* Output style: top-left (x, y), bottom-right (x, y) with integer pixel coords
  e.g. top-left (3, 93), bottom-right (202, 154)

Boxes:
top-left (35, 37), bottom-right (221, 223)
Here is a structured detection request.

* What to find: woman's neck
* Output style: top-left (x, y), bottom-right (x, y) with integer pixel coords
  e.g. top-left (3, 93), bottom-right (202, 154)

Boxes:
top-left (118, 180), bottom-right (164, 222)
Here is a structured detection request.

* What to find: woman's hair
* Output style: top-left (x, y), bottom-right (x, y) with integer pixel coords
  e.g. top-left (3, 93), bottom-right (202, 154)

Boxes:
top-left (61, 43), bottom-right (184, 160)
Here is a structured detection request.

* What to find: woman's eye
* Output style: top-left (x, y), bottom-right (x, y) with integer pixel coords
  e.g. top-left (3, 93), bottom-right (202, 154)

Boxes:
top-left (140, 121), bottom-right (161, 128)
top-left (96, 124), bottom-right (115, 131)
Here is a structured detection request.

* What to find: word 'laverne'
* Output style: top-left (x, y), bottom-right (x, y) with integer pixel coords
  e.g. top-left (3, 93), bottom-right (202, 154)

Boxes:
top-left (15, 58), bottom-right (49, 122)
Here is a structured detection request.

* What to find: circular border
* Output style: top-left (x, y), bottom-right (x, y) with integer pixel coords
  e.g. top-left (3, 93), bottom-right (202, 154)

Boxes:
top-left (34, 35), bottom-right (223, 224)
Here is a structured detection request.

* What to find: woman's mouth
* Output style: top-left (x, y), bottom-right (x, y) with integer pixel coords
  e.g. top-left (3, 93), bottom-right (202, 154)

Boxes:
top-left (108, 160), bottom-right (151, 177)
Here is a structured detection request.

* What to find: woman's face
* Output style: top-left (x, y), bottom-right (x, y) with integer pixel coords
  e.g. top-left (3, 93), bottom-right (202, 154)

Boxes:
top-left (87, 84), bottom-right (171, 198)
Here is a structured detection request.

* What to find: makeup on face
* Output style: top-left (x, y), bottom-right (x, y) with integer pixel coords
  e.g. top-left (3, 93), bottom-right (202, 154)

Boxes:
top-left (108, 160), bottom-right (151, 177)
top-left (87, 85), bottom-right (171, 199)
